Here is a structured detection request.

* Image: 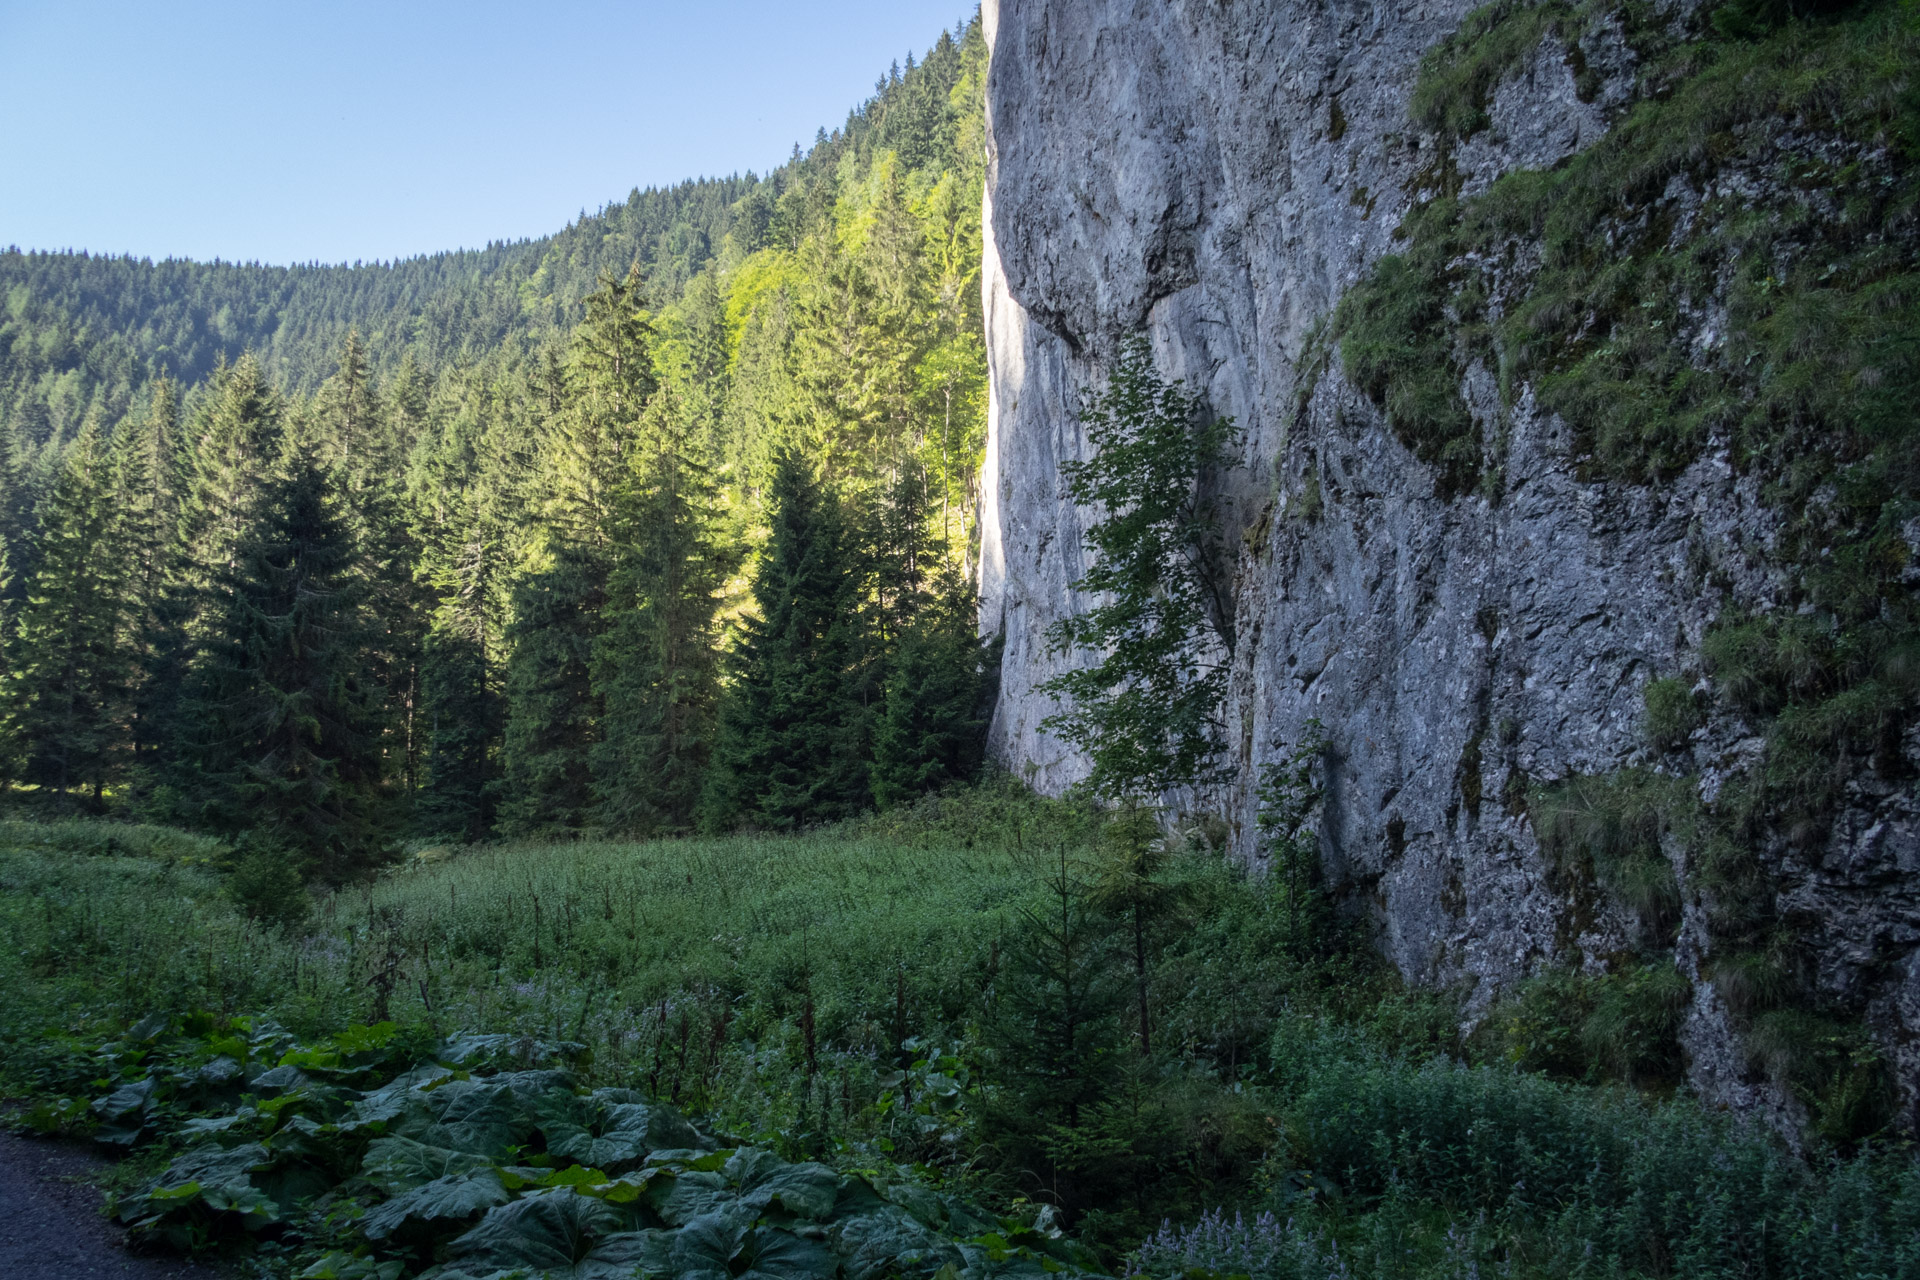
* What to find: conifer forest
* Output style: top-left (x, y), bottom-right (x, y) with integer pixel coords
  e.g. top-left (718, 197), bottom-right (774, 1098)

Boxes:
top-left (5, 5), bottom-right (1920, 1280)
top-left (0, 28), bottom-right (993, 863)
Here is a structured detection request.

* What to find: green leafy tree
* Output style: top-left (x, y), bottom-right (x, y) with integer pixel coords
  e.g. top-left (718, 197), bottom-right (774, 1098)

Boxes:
top-left (1041, 335), bottom-right (1239, 799)
top-left (1255, 721), bottom-right (1330, 950)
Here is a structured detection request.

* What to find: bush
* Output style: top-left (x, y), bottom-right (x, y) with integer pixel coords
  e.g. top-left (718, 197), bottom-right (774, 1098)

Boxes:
top-left (1643, 675), bottom-right (1704, 751)
top-left (1258, 1017), bottom-right (1920, 1278)
top-left (221, 840), bottom-right (312, 929)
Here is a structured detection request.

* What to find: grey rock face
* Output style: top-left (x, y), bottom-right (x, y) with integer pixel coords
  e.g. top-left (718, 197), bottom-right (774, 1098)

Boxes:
top-left (977, 0), bottom-right (1920, 1130)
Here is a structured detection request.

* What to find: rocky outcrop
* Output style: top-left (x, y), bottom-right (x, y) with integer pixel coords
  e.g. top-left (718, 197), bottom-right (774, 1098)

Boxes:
top-left (976, 0), bottom-right (1919, 1132)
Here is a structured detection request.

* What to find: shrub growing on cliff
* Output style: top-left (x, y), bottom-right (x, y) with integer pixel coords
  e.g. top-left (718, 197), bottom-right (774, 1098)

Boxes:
top-left (1041, 335), bottom-right (1239, 800)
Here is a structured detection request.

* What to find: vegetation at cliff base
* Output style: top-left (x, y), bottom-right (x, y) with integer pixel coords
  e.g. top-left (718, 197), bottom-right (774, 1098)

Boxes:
top-left (6, 803), bottom-right (1920, 1279)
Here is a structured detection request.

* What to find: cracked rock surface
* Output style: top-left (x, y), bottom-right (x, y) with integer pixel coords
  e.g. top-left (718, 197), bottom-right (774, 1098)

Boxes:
top-left (976, 0), bottom-right (1920, 1131)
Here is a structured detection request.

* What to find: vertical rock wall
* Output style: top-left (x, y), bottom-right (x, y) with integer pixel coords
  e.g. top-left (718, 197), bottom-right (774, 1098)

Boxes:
top-left (976, 0), bottom-right (1919, 1130)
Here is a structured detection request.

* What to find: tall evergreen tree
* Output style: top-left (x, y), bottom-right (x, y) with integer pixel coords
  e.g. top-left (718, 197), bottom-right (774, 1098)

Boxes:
top-left (410, 375), bottom-right (513, 840)
top-left (498, 270), bottom-right (652, 835)
top-left (178, 355), bottom-right (283, 591)
top-left (702, 449), bottom-right (865, 830)
top-left (592, 384), bottom-right (730, 833)
top-left (176, 431), bottom-right (388, 881)
top-left (497, 543), bottom-right (605, 835)
top-left (113, 376), bottom-right (184, 790)
top-left (870, 568), bottom-right (991, 809)
top-left (319, 332), bottom-right (425, 792)
top-left (3, 415), bottom-right (133, 804)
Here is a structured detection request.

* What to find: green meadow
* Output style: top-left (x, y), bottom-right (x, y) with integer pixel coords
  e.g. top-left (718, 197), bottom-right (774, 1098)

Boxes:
top-left (5, 786), bottom-right (1918, 1279)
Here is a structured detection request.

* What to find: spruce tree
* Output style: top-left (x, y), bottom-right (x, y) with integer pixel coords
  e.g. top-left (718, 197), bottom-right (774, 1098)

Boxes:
top-left (177, 431), bottom-right (388, 881)
top-left (178, 355), bottom-right (283, 589)
top-left (319, 332), bottom-right (424, 792)
top-left (497, 543), bottom-right (604, 835)
top-left (870, 569), bottom-right (990, 809)
top-left (702, 449), bottom-right (865, 830)
top-left (498, 270), bottom-right (652, 835)
top-left (410, 374), bottom-right (511, 841)
top-left (4, 416), bottom-right (134, 804)
top-left (592, 384), bottom-right (729, 833)
top-left (416, 624), bottom-right (498, 842)
top-left (153, 355), bottom-right (283, 813)
top-left (112, 376), bottom-right (184, 792)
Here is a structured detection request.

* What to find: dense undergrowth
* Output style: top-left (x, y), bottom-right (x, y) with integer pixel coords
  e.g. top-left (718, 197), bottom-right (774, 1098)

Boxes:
top-left (4, 788), bottom-right (1918, 1278)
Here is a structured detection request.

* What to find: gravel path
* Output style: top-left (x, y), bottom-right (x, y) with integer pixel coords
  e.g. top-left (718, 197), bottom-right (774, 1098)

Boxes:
top-left (0, 1131), bottom-right (221, 1278)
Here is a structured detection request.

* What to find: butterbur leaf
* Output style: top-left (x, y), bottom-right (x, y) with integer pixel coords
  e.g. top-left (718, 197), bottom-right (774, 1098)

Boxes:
top-left (297, 1250), bottom-right (405, 1280)
top-left (544, 1095), bottom-right (708, 1172)
top-left (442, 1188), bottom-right (632, 1277)
top-left (437, 1033), bottom-right (586, 1071)
top-left (737, 1157), bottom-right (840, 1222)
top-left (249, 1064), bottom-right (311, 1092)
top-left (655, 1169), bottom-right (736, 1225)
top-left (669, 1204), bottom-right (757, 1275)
top-left (832, 1207), bottom-right (963, 1280)
top-left (125, 1142), bottom-right (278, 1230)
top-left (394, 1079), bottom-right (538, 1159)
top-left (92, 1076), bottom-right (155, 1145)
top-left (195, 1056), bottom-right (245, 1087)
top-left (180, 1114), bottom-right (246, 1139)
top-left (582, 1228), bottom-right (675, 1272)
top-left (362, 1168), bottom-right (511, 1240)
top-left (126, 1013), bottom-right (170, 1042)
top-left (342, 1064), bottom-right (463, 1131)
top-left (362, 1136), bottom-right (495, 1195)
top-left (740, 1225), bottom-right (840, 1280)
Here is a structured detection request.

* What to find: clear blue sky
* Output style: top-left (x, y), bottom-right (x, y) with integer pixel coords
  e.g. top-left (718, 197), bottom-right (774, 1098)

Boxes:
top-left (0, 1), bottom-right (973, 266)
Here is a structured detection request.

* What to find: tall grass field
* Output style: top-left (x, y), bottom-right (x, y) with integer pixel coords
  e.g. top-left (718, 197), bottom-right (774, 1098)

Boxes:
top-left (2, 784), bottom-right (1917, 1279)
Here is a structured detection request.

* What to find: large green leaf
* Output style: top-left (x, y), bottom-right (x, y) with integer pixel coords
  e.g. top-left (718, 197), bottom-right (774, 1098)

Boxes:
top-left (738, 1226), bottom-right (840, 1280)
top-left (654, 1169), bottom-right (737, 1226)
top-left (342, 1065), bottom-right (464, 1132)
top-left (667, 1205), bottom-right (840, 1280)
top-left (121, 1141), bottom-right (279, 1229)
top-left (729, 1150), bottom-right (839, 1222)
top-left (394, 1074), bottom-right (570, 1159)
top-left (361, 1168), bottom-right (511, 1240)
top-left (542, 1095), bottom-right (708, 1173)
top-left (362, 1136), bottom-right (496, 1195)
top-left (667, 1203), bottom-right (758, 1280)
top-left (440, 1188), bottom-right (635, 1278)
top-left (91, 1076), bottom-right (156, 1146)
top-left (831, 1207), bottom-right (964, 1280)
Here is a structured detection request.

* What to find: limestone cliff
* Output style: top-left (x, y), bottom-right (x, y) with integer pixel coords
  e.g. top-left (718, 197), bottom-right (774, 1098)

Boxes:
top-left (977, 0), bottom-right (1920, 1137)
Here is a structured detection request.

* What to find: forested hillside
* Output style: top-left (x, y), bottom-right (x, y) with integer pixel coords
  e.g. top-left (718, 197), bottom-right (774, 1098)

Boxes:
top-left (0, 19), bottom-right (993, 877)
